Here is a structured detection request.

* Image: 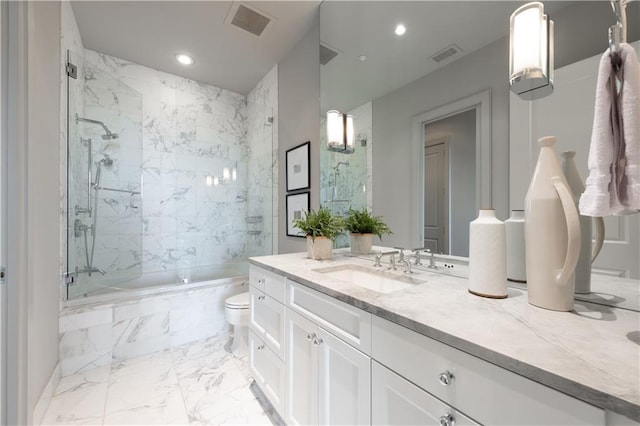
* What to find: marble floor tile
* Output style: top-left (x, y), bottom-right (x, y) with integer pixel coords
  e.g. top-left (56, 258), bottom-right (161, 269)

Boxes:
top-left (41, 333), bottom-right (273, 426)
top-left (41, 366), bottom-right (110, 426)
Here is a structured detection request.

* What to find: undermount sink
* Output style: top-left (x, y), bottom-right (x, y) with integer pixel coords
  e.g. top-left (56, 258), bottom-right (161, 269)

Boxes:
top-left (313, 264), bottom-right (426, 294)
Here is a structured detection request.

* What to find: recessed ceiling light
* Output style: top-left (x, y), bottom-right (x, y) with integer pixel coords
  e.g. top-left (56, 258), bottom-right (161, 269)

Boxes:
top-left (175, 54), bottom-right (194, 66)
top-left (395, 24), bottom-right (406, 36)
top-left (358, 55), bottom-right (367, 62)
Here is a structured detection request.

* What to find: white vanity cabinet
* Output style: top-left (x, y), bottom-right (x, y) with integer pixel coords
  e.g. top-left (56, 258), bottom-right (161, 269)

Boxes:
top-left (372, 316), bottom-right (606, 426)
top-left (285, 285), bottom-right (371, 426)
top-left (372, 361), bottom-right (478, 426)
top-left (248, 265), bottom-right (287, 417)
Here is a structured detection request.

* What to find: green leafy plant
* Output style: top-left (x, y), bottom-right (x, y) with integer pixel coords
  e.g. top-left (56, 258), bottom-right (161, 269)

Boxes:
top-left (293, 206), bottom-right (345, 241)
top-left (345, 208), bottom-right (392, 239)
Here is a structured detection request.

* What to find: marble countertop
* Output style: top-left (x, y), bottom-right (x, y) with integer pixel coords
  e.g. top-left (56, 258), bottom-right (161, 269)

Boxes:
top-left (250, 250), bottom-right (640, 421)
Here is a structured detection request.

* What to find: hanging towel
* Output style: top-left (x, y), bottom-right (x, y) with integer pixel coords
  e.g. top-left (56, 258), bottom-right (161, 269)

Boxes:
top-left (620, 43), bottom-right (640, 210)
top-left (580, 43), bottom-right (640, 216)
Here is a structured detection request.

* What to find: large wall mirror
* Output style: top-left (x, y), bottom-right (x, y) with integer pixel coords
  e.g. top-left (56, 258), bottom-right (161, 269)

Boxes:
top-left (320, 1), bottom-right (639, 308)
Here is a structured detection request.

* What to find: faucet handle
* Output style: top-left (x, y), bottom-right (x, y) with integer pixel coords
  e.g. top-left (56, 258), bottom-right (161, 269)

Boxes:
top-left (373, 251), bottom-right (383, 267)
top-left (394, 247), bottom-right (406, 261)
top-left (412, 248), bottom-right (423, 266)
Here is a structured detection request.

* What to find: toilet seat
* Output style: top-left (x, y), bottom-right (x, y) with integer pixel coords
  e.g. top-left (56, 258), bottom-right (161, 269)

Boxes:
top-left (225, 292), bottom-right (250, 309)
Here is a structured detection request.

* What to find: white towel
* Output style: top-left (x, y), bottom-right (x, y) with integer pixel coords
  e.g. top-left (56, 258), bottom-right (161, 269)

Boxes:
top-left (620, 44), bottom-right (640, 209)
top-left (580, 43), bottom-right (640, 216)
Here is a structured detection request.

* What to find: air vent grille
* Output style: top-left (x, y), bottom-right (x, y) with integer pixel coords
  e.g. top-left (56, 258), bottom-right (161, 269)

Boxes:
top-left (431, 44), bottom-right (462, 63)
top-left (320, 44), bottom-right (339, 66)
top-left (231, 4), bottom-right (271, 37)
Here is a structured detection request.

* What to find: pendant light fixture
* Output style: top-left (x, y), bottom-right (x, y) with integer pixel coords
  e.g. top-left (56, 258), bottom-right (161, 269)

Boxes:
top-left (327, 110), bottom-right (354, 153)
top-left (509, 2), bottom-right (554, 100)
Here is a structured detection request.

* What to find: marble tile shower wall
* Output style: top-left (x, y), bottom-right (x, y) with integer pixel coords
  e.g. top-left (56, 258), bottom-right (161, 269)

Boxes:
top-left (74, 49), bottom-right (274, 289)
top-left (58, 280), bottom-right (247, 376)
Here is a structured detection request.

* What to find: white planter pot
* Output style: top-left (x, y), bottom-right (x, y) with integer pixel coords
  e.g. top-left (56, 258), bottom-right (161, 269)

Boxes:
top-left (350, 233), bottom-right (373, 255)
top-left (306, 236), bottom-right (333, 260)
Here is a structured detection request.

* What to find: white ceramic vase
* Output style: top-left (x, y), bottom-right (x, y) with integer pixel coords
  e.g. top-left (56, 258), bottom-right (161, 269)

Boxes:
top-left (505, 210), bottom-right (526, 283)
top-left (525, 137), bottom-right (581, 311)
top-left (560, 151), bottom-right (605, 294)
top-left (468, 209), bottom-right (507, 299)
top-left (306, 236), bottom-right (333, 260)
top-left (350, 233), bottom-right (373, 255)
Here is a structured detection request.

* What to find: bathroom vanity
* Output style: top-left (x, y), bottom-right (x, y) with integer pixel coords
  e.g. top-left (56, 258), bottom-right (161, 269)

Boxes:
top-left (248, 251), bottom-right (640, 425)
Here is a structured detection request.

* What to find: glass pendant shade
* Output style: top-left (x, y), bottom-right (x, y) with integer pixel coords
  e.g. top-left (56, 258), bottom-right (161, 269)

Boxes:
top-left (509, 2), bottom-right (554, 100)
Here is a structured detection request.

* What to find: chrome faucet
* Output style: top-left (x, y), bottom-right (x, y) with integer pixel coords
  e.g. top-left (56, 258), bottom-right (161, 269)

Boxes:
top-left (397, 258), bottom-right (412, 273)
top-left (426, 249), bottom-right (438, 269)
top-left (412, 248), bottom-right (424, 266)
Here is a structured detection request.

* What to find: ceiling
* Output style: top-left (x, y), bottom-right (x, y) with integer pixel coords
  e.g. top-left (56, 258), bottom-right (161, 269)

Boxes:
top-left (71, 1), bottom-right (320, 95)
top-left (320, 1), bottom-right (573, 113)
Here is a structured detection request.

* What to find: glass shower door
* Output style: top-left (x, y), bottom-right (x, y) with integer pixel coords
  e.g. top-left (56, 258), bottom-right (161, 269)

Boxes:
top-left (66, 50), bottom-right (144, 299)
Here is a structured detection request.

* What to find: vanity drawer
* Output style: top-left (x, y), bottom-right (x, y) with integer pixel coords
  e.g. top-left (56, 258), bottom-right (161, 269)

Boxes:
top-left (287, 279), bottom-right (372, 355)
top-left (250, 265), bottom-right (285, 303)
top-left (372, 317), bottom-right (605, 425)
top-left (250, 286), bottom-right (286, 360)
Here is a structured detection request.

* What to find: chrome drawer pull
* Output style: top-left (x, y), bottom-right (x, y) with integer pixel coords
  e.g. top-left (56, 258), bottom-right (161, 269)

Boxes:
top-left (439, 370), bottom-right (454, 386)
top-left (439, 413), bottom-right (455, 426)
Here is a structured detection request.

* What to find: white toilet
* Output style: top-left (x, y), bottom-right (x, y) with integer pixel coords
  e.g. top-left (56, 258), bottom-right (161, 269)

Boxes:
top-left (224, 292), bottom-right (250, 358)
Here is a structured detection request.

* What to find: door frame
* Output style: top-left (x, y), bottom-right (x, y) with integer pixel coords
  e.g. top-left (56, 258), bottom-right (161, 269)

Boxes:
top-left (410, 89), bottom-right (491, 249)
top-left (3, 1), bottom-right (29, 424)
top-left (423, 138), bottom-right (449, 254)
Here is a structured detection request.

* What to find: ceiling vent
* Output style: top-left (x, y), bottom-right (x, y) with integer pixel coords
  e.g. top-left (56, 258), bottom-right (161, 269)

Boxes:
top-left (431, 44), bottom-right (462, 63)
top-left (230, 4), bottom-right (271, 37)
top-left (320, 44), bottom-right (340, 66)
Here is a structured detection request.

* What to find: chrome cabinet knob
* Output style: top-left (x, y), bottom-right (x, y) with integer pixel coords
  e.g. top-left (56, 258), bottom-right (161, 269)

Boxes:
top-left (257, 295), bottom-right (265, 301)
top-left (306, 332), bottom-right (316, 341)
top-left (313, 337), bottom-right (323, 346)
top-left (439, 413), bottom-right (455, 426)
top-left (257, 344), bottom-right (265, 351)
top-left (257, 278), bottom-right (265, 284)
top-left (439, 370), bottom-right (454, 386)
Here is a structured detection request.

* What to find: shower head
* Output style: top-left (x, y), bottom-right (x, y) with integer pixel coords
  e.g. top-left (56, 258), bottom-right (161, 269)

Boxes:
top-left (76, 114), bottom-right (119, 140)
top-left (93, 155), bottom-right (114, 188)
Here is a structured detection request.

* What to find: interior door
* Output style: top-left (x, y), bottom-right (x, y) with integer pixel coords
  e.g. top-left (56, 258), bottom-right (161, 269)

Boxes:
top-left (423, 142), bottom-right (448, 253)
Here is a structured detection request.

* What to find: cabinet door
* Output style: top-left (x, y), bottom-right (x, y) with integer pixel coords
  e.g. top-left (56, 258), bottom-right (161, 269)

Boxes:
top-left (249, 330), bottom-right (285, 415)
top-left (372, 361), bottom-right (478, 426)
top-left (318, 328), bottom-right (371, 426)
top-left (285, 309), bottom-right (319, 426)
top-left (250, 286), bottom-right (286, 360)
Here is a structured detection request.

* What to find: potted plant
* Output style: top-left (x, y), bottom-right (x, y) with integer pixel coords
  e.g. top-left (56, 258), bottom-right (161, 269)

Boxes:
top-left (345, 208), bottom-right (392, 255)
top-left (293, 206), bottom-right (345, 260)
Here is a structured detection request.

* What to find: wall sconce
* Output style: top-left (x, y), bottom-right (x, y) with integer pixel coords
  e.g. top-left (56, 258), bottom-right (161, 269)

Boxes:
top-left (509, 2), bottom-right (554, 100)
top-left (327, 110), bottom-right (354, 154)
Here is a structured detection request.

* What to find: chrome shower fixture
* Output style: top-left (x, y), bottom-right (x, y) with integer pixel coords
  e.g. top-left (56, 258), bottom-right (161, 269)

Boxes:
top-left (76, 114), bottom-right (119, 140)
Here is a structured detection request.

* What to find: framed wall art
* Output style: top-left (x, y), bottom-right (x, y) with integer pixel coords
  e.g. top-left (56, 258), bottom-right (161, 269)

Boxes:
top-left (286, 191), bottom-right (310, 237)
top-left (286, 141), bottom-right (310, 192)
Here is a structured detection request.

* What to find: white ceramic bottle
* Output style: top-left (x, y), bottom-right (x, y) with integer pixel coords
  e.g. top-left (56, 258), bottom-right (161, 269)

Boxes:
top-left (505, 210), bottom-right (526, 283)
top-left (468, 209), bottom-right (507, 299)
top-left (560, 151), bottom-right (605, 294)
top-left (525, 137), bottom-right (581, 311)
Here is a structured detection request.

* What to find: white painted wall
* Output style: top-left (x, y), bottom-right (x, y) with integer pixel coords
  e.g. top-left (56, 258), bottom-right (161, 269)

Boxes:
top-left (278, 11), bottom-right (320, 254)
top-left (372, 37), bottom-right (510, 248)
top-left (26, 1), bottom-right (61, 422)
top-left (424, 110), bottom-right (476, 257)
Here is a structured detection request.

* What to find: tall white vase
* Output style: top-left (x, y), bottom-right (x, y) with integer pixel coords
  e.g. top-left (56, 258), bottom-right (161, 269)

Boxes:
top-left (560, 151), bottom-right (605, 294)
top-left (468, 209), bottom-right (507, 299)
top-left (505, 210), bottom-right (526, 283)
top-left (525, 137), bottom-right (581, 311)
